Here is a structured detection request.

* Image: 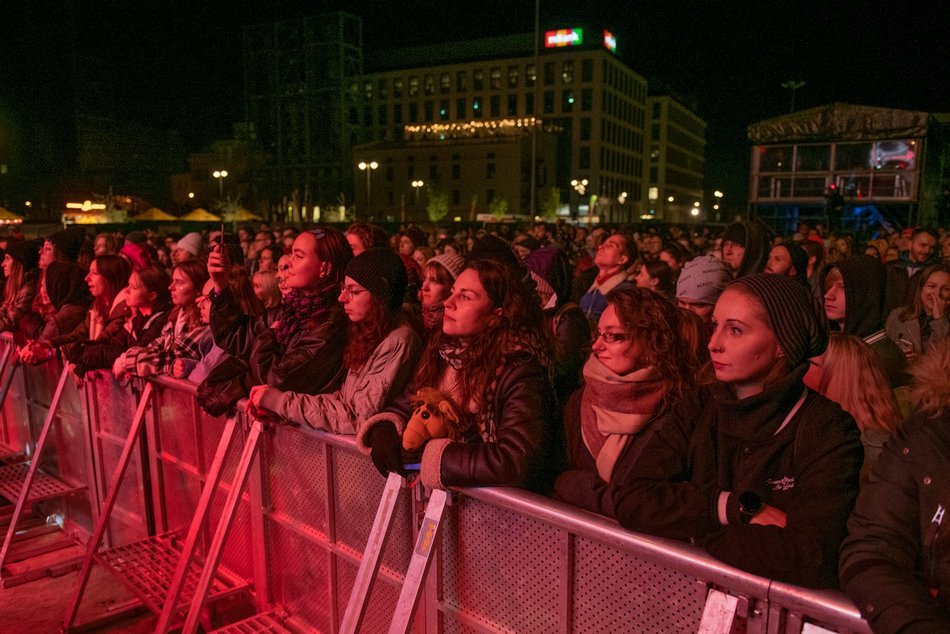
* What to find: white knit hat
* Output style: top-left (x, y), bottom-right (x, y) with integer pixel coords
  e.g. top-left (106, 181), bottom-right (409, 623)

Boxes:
top-left (176, 232), bottom-right (204, 257)
top-left (427, 253), bottom-right (465, 281)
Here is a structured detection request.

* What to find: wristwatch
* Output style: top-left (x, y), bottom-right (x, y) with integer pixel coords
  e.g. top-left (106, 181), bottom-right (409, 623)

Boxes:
top-left (737, 491), bottom-right (763, 524)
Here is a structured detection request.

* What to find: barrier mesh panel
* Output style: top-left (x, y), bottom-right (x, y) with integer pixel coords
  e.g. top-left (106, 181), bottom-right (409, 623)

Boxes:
top-left (333, 450), bottom-right (413, 574)
top-left (266, 520), bottom-right (332, 633)
top-left (92, 375), bottom-right (137, 438)
top-left (208, 495), bottom-right (254, 581)
top-left (440, 495), bottom-right (562, 632)
top-left (572, 535), bottom-right (707, 632)
top-left (161, 461), bottom-right (202, 535)
top-left (335, 556), bottom-right (403, 633)
top-left (155, 389), bottom-right (198, 467)
top-left (265, 425), bottom-right (328, 533)
top-left (0, 462), bottom-right (85, 502)
top-left (99, 439), bottom-right (148, 545)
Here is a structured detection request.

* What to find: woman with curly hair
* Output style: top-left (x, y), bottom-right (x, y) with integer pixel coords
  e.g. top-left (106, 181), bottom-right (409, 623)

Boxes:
top-left (359, 258), bottom-right (556, 491)
top-left (553, 286), bottom-right (706, 516)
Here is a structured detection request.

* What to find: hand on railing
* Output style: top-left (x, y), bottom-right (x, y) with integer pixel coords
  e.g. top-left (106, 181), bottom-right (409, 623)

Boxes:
top-left (18, 340), bottom-right (53, 365)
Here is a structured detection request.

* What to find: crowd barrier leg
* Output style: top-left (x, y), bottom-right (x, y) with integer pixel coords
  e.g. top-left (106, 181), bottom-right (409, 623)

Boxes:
top-left (340, 472), bottom-right (405, 634)
top-left (180, 417), bottom-right (265, 634)
top-left (389, 488), bottom-right (450, 634)
top-left (61, 383), bottom-right (154, 631)
top-left (0, 367), bottom-right (84, 577)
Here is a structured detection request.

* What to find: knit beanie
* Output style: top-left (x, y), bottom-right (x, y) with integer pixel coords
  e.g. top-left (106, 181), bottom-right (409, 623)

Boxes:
top-left (427, 253), bottom-right (465, 281)
top-left (676, 255), bottom-right (732, 305)
top-left (48, 227), bottom-right (86, 262)
top-left (721, 222), bottom-right (748, 247)
top-left (176, 232), bottom-right (204, 257)
top-left (344, 248), bottom-right (408, 312)
top-left (775, 242), bottom-right (809, 281)
top-left (468, 234), bottom-right (519, 271)
top-left (124, 231), bottom-right (147, 246)
top-left (731, 273), bottom-right (828, 368)
top-left (7, 239), bottom-right (42, 272)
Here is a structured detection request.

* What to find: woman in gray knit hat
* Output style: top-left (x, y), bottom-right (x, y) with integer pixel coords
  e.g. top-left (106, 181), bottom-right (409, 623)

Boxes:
top-left (613, 273), bottom-right (863, 589)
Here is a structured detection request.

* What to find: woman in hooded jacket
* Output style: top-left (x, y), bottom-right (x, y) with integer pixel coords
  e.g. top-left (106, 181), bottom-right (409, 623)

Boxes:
top-left (612, 273), bottom-right (863, 589)
top-left (19, 262), bottom-right (92, 364)
top-left (719, 221), bottom-right (772, 279)
top-left (822, 254), bottom-right (908, 387)
top-left (0, 239), bottom-right (42, 337)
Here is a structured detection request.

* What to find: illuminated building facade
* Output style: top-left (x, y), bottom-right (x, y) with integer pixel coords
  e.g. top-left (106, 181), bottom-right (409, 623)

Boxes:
top-left (642, 96), bottom-right (706, 223)
top-left (357, 28), bottom-right (652, 222)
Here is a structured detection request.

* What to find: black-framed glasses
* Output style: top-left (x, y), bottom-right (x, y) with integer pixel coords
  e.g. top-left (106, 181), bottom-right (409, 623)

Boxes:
top-left (339, 283), bottom-right (368, 299)
top-left (593, 330), bottom-right (628, 344)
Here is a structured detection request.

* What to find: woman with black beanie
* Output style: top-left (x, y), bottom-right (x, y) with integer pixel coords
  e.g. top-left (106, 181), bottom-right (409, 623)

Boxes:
top-left (19, 262), bottom-right (91, 364)
top-left (612, 273), bottom-right (863, 589)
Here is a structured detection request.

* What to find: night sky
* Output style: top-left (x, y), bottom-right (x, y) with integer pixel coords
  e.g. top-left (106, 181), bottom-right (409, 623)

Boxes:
top-left (2, 0), bottom-right (947, 206)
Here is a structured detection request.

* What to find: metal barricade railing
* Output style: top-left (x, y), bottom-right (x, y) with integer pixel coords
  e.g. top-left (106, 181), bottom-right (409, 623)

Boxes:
top-left (0, 356), bottom-right (873, 633)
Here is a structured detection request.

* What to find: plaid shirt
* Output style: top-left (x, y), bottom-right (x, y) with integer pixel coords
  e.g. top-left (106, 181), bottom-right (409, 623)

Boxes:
top-left (123, 309), bottom-right (208, 377)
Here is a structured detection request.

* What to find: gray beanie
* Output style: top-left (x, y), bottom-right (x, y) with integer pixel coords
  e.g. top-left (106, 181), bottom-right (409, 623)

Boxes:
top-left (427, 253), bottom-right (465, 281)
top-left (176, 232), bottom-right (204, 257)
top-left (676, 255), bottom-right (732, 305)
top-left (731, 273), bottom-right (829, 368)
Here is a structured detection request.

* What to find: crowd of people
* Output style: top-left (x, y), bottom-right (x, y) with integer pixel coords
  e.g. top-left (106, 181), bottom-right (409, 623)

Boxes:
top-left (1, 218), bottom-right (948, 632)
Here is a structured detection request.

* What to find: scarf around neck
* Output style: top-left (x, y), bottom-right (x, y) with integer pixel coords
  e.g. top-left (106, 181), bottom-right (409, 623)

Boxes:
top-left (422, 302), bottom-right (445, 330)
top-left (273, 280), bottom-right (336, 347)
top-left (580, 356), bottom-right (666, 481)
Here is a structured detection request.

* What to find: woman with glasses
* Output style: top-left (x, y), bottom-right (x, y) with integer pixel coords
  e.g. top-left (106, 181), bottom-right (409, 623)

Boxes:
top-left (206, 227), bottom-right (351, 405)
top-left (359, 259), bottom-right (556, 492)
top-left (554, 286), bottom-right (705, 516)
top-left (246, 248), bottom-right (421, 433)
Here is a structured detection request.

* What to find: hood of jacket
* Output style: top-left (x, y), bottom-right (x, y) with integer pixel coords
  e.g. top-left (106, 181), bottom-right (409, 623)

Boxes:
top-left (823, 255), bottom-right (886, 337)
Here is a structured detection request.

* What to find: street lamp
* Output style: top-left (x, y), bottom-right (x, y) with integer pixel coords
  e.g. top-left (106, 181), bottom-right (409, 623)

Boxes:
top-left (212, 170), bottom-right (228, 198)
top-left (358, 161), bottom-right (379, 218)
top-left (713, 190), bottom-right (724, 222)
top-left (411, 180), bottom-right (425, 208)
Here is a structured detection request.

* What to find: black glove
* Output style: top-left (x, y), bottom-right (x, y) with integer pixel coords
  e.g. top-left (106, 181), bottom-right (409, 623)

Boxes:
top-left (368, 423), bottom-right (407, 477)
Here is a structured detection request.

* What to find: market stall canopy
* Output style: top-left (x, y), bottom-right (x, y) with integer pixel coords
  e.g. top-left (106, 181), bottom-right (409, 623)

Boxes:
top-left (179, 207), bottom-right (221, 222)
top-left (0, 208), bottom-right (24, 224)
top-left (228, 208), bottom-right (263, 222)
top-left (132, 207), bottom-right (177, 222)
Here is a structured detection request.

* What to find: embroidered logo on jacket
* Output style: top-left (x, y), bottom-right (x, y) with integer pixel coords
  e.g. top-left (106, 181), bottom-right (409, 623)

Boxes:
top-left (766, 476), bottom-right (795, 491)
top-left (933, 504), bottom-right (946, 526)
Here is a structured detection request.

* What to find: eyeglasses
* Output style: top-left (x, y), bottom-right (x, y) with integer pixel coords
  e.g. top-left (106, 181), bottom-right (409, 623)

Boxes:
top-left (593, 330), bottom-right (628, 344)
top-left (339, 283), bottom-right (368, 299)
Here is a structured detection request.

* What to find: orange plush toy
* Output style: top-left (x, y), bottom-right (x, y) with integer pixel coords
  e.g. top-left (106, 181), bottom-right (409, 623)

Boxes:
top-left (402, 387), bottom-right (466, 451)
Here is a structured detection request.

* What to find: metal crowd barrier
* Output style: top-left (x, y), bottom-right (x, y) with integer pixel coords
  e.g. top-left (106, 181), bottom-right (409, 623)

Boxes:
top-left (0, 343), bottom-right (872, 633)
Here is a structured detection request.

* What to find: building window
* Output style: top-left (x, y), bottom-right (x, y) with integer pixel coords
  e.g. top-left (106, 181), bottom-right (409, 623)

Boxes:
top-left (452, 164), bottom-right (461, 179)
top-left (424, 101), bottom-right (434, 122)
top-left (409, 102), bottom-right (419, 123)
top-left (377, 78), bottom-right (388, 97)
top-left (474, 70), bottom-right (484, 90)
top-left (508, 66), bottom-right (519, 88)
top-left (652, 101), bottom-right (661, 118)
top-left (473, 97), bottom-right (483, 118)
top-left (650, 146), bottom-right (659, 162)
top-left (490, 67), bottom-right (501, 89)
top-left (562, 60), bottom-right (574, 84)
top-left (649, 166), bottom-right (658, 182)
top-left (378, 105), bottom-right (388, 126)
top-left (562, 90), bottom-right (574, 112)
top-left (651, 123), bottom-right (660, 141)
top-left (452, 190), bottom-right (461, 205)
top-left (525, 93), bottom-right (535, 114)
top-left (543, 62), bottom-right (555, 85)
top-left (394, 78), bottom-right (403, 98)
top-left (543, 91), bottom-right (554, 114)
top-left (581, 88), bottom-right (592, 111)
top-left (439, 99), bottom-right (449, 120)
top-left (487, 188), bottom-right (495, 202)
top-left (525, 64), bottom-right (536, 86)
top-left (490, 95), bottom-right (500, 117)
top-left (386, 165), bottom-right (394, 182)
top-left (487, 163), bottom-right (496, 179)
top-left (507, 94), bottom-right (518, 116)
top-left (580, 117), bottom-right (591, 140)
top-left (456, 98), bottom-right (466, 118)
top-left (424, 74), bottom-right (435, 95)
top-left (579, 147), bottom-right (591, 169)
top-left (407, 164), bottom-right (415, 179)
top-left (581, 58), bottom-right (593, 82)
top-left (364, 81), bottom-right (373, 100)
top-left (440, 73), bottom-right (450, 93)
top-left (456, 71), bottom-right (467, 91)
top-left (393, 104), bottom-right (403, 124)
top-left (429, 164), bottom-right (438, 181)
top-left (409, 76), bottom-right (419, 97)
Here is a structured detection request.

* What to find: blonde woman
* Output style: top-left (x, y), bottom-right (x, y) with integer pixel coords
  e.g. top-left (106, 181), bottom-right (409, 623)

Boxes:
top-left (804, 333), bottom-right (902, 474)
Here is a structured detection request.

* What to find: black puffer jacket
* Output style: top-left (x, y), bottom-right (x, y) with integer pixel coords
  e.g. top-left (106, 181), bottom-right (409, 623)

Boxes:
top-left (840, 348), bottom-right (950, 633)
top-left (612, 368), bottom-right (863, 588)
top-left (358, 352), bottom-right (556, 493)
top-left (209, 285), bottom-right (347, 394)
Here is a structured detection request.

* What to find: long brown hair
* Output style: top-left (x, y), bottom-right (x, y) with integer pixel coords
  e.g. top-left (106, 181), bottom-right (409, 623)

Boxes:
top-left (91, 255), bottom-right (132, 316)
top-left (2, 257), bottom-right (26, 309)
top-left (814, 333), bottom-right (901, 433)
top-left (174, 259), bottom-right (210, 330)
top-left (606, 286), bottom-right (704, 407)
top-left (415, 259), bottom-right (551, 413)
top-left (898, 263), bottom-right (950, 322)
top-left (343, 294), bottom-right (400, 371)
